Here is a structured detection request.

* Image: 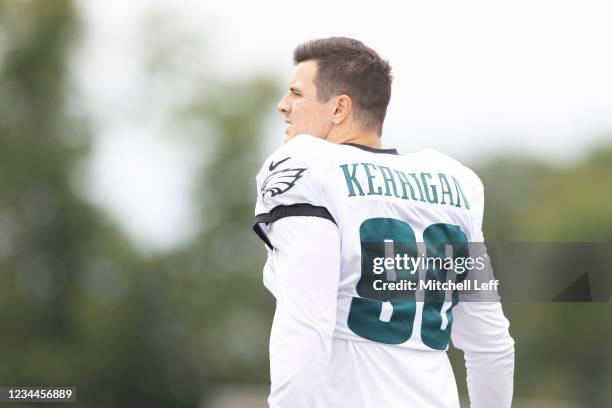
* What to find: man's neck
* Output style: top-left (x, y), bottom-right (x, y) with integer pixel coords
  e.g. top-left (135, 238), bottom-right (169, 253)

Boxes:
top-left (326, 127), bottom-right (382, 148)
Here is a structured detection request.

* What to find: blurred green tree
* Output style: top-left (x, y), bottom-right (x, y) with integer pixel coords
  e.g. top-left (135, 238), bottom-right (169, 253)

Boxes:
top-left (159, 77), bottom-right (280, 383)
top-left (0, 0), bottom-right (280, 405)
top-left (448, 146), bottom-right (612, 407)
top-left (132, 9), bottom-right (281, 387)
top-left (0, 1), bottom-right (200, 406)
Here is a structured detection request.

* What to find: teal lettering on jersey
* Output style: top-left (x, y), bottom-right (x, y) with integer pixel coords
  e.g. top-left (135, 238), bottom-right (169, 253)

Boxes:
top-left (438, 173), bottom-right (454, 205)
top-left (348, 218), bottom-right (418, 344)
top-left (378, 166), bottom-right (398, 197)
top-left (339, 163), bottom-right (365, 197)
top-left (348, 218), bottom-right (469, 350)
top-left (421, 223), bottom-right (469, 349)
top-left (338, 163), bottom-right (471, 210)
top-left (393, 169), bottom-right (417, 200)
top-left (408, 173), bottom-right (427, 202)
top-left (420, 172), bottom-right (438, 204)
top-left (452, 176), bottom-right (470, 209)
top-left (362, 163), bottom-right (383, 196)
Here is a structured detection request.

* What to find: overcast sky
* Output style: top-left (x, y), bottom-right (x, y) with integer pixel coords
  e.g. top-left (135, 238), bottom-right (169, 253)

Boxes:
top-left (75, 0), bottom-right (612, 251)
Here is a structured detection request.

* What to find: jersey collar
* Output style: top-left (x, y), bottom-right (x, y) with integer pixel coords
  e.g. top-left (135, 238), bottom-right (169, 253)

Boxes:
top-left (342, 143), bottom-right (399, 155)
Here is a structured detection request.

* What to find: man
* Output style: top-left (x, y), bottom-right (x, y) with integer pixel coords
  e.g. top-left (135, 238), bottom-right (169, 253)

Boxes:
top-left (253, 37), bottom-right (514, 408)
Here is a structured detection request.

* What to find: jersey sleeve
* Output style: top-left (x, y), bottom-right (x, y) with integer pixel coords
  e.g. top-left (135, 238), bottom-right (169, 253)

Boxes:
top-left (265, 216), bottom-right (340, 407)
top-left (450, 302), bottom-right (515, 407)
top-left (460, 168), bottom-right (500, 302)
top-left (253, 135), bottom-right (342, 406)
top-left (461, 167), bottom-right (485, 242)
top-left (452, 168), bottom-right (515, 408)
top-left (253, 135), bottom-right (338, 249)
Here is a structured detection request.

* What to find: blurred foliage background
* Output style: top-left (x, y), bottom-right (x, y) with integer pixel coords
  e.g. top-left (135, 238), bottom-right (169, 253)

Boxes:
top-left (0, 1), bottom-right (610, 407)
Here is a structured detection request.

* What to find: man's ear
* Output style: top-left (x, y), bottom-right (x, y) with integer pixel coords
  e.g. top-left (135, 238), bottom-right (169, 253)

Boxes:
top-left (331, 95), bottom-right (352, 125)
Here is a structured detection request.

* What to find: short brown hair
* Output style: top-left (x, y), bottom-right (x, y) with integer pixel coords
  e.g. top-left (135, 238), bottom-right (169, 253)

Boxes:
top-left (293, 37), bottom-right (392, 135)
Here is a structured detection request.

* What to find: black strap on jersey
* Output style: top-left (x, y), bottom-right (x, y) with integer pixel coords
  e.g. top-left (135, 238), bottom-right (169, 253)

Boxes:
top-left (253, 203), bottom-right (337, 250)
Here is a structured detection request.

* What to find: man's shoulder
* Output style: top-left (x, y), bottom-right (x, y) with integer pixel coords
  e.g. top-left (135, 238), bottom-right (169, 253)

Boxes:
top-left (255, 135), bottom-right (335, 216)
top-left (416, 148), bottom-right (483, 190)
top-left (259, 134), bottom-right (334, 172)
top-left (256, 134), bottom-right (336, 190)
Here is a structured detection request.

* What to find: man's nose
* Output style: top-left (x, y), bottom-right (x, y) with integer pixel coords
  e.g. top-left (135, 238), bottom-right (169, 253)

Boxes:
top-left (277, 95), bottom-right (290, 114)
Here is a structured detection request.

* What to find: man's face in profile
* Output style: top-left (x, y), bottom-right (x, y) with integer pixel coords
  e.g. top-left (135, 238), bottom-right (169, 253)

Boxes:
top-left (276, 60), bottom-right (334, 142)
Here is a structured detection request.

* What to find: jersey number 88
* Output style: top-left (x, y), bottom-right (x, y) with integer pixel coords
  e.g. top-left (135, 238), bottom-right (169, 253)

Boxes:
top-left (347, 218), bottom-right (469, 350)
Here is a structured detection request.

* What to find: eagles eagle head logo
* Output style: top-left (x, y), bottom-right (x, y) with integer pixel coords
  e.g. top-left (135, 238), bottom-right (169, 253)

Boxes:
top-left (261, 158), bottom-right (307, 199)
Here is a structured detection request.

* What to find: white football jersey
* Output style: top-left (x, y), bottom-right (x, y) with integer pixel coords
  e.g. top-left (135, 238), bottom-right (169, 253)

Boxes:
top-left (254, 134), bottom-right (513, 408)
